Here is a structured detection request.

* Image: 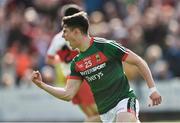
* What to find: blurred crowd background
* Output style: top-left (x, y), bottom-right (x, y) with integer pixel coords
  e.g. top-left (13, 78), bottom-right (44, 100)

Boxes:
top-left (0, 0), bottom-right (180, 89)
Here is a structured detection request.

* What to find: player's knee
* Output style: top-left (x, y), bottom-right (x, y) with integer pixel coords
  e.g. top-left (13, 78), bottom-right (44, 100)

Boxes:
top-left (128, 113), bottom-right (137, 122)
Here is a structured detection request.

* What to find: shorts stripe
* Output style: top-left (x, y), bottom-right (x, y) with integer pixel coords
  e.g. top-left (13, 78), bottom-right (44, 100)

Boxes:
top-left (127, 97), bottom-right (136, 114)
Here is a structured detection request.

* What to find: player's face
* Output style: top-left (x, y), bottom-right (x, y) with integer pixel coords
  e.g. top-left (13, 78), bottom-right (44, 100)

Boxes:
top-left (62, 25), bottom-right (80, 49)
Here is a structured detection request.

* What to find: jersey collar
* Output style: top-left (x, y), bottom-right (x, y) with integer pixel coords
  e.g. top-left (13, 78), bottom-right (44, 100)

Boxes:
top-left (90, 37), bottom-right (94, 46)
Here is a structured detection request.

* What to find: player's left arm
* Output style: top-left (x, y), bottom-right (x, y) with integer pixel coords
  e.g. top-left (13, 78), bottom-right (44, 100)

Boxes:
top-left (123, 49), bottom-right (162, 106)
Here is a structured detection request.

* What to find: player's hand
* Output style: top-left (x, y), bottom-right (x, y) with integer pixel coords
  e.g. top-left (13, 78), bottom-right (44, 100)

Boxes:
top-left (149, 91), bottom-right (162, 107)
top-left (31, 70), bottom-right (43, 88)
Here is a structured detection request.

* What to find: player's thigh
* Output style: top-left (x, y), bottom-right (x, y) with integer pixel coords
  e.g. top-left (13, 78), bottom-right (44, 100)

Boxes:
top-left (116, 112), bottom-right (137, 122)
top-left (115, 97), bottom-right (139, 122)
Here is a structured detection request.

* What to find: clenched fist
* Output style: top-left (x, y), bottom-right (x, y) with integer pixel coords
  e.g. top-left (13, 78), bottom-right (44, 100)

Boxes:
top-left (31, 70), bottom-right (43, 88)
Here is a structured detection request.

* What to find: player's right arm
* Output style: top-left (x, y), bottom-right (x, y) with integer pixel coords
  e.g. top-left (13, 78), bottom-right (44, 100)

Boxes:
top-left (31, 70), bottom-right (82, 101)
top-left (124, 50), bottom-right (162, 106)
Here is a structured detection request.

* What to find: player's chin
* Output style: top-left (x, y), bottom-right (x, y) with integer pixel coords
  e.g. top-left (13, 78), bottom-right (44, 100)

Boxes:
top-left (69, 44), bottom-right (75, 49)
top-left (71, 46), bottom-right (76, 50)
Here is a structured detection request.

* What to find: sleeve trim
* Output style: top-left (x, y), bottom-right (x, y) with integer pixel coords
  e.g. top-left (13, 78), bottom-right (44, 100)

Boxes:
top-left (122, 52), bottom-right (129, 61)
top-left (67, 75), bottom-right (82, 80)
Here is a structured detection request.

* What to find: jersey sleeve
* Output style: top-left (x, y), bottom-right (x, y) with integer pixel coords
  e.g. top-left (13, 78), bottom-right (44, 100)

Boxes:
top-left (47, 33), bottom-right (66, 57)
top-left (67, 59), bottom-right (82, 80)
top-left (105, 41), bottom-right (129, 61)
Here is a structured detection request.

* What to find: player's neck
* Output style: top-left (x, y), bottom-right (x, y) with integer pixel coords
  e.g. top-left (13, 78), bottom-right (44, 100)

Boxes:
top-left (79, 35), bottom-right (91, 52)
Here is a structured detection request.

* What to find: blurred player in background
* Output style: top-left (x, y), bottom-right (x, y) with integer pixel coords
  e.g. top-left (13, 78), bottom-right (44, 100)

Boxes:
top-left (46, 4), bottom-right (100, 122)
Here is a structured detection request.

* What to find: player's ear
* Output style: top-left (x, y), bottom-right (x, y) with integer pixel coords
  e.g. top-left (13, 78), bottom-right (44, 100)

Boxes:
top-left (73, 28), bottom-right (81, 35)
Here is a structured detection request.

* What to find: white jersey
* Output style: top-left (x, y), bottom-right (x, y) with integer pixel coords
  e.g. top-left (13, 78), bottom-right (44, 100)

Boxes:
top-left (47, 32), bottom-right (72, 76)
top-left (47, 32), bottom-right (66, 57)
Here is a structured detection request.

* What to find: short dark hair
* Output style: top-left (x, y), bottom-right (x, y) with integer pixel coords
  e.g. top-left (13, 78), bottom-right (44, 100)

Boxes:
top-left (61, 4), bottom-right (82, 16)
top-left (62, 12), bottom-right (89, 34)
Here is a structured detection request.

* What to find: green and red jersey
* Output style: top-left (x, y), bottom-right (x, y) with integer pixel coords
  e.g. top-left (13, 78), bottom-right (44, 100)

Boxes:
top-left (68, 37), bottom-right (136, 114)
